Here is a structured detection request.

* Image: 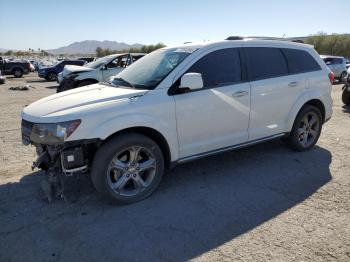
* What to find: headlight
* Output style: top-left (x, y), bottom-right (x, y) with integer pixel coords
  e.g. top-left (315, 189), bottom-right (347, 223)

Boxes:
top-left (30, 119), bottom-right (81, 144)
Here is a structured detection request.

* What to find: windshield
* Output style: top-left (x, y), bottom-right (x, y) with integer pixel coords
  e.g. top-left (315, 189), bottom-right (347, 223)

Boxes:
top-left (111, 48), bottom-right (196, 89)
top-left (86, 56), bottom-right (116, 69)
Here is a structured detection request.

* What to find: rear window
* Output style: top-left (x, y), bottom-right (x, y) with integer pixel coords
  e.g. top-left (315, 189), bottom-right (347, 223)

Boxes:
top-left (282, 48), bottom-right (321, 74)
top-left (245, 47), bottom-right (288, 80)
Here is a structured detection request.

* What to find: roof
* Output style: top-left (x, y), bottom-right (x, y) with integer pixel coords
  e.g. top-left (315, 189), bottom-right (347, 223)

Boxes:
top-left (320, 55), bottom-right (345, 59)
top-left (164, 38), bottom-right (315, 52)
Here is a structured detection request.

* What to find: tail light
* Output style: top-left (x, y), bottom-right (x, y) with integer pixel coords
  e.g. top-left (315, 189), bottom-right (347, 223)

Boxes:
top-left (328, 71), bottom-right (334, 84)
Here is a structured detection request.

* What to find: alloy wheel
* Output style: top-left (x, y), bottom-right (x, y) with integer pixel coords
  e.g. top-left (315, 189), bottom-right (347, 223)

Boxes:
top-left (297, 112), bottom-right (320, 148)
top-left (107, 146), bottom-right (157, 197)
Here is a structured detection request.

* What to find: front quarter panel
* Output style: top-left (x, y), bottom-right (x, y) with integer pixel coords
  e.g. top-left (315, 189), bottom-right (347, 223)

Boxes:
top-left (69, 89), bottom-right (179, 161)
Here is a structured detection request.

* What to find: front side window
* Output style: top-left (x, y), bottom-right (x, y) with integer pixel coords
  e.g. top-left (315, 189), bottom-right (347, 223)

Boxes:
top-left (107, 55), bottom-right (129, 68)
top-left (185, 48), bottom-right (242, 88)
top-left (282, 48), bottom-right (321, 74)
top-left (113, 48), bottom-right (196, 89)
top-left (245, 47), bottom-right (288, 80)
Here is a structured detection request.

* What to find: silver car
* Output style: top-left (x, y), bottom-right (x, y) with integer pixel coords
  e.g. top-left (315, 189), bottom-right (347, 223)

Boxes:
top-left (321, 55), bottom-right (347, 80)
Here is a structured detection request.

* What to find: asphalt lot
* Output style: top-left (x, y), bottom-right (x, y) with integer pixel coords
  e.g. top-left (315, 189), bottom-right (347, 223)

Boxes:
top-left (0, 73), bottom-right (349, 262)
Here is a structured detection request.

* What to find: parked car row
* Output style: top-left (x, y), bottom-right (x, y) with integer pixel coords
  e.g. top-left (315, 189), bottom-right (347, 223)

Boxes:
top-left (21, 38), bottom-right (333, 204)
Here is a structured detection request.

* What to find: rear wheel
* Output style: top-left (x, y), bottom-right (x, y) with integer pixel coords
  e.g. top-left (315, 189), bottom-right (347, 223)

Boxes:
top-left (342, 88), bottom-right (350, 105)
top-left (91, 133), bottom-right (164, 204)
top-left (285, 105), bottom-right (322, 151)
top-left (13, 68), bottom-right (23, 78)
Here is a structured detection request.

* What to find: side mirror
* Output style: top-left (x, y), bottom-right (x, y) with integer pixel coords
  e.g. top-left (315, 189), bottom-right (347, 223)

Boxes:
top-left (326, 61), bottom-right (331, 65)
top-left (179, 73), bottom-right (203, 90)
top-left (100, 65), bottom-right (107, 70)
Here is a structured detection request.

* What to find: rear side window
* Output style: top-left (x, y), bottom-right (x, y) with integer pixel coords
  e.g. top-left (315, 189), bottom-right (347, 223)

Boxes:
top-left (186, 48), bottom-right (241, 88)
top-left (245, 47), bottom-right (288, 80)
top-left (282, 48), bottom-right (321, 74)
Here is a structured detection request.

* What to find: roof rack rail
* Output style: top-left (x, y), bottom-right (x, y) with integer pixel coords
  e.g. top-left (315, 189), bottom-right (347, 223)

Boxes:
top-left (225, 36), bottom-right (304, 43)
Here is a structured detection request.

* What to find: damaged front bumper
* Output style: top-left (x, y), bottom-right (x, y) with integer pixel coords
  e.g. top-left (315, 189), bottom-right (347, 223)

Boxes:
top-left (21, 119), bottom-right (100, 201)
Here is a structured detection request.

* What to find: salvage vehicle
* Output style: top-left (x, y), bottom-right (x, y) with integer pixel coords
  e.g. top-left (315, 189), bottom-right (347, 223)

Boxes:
top-left (342, 68), bottom-right (350, 105)
top-left (0, 57), bottom-right (32, 77)
top-left (21, 37), bottom-right (333, 204)
top-left (321, 55), bottom-right (348, 83)
top-left (57, 53), bottom-right (145, 92)
top-left (38, 60), bottom-right (86, 81)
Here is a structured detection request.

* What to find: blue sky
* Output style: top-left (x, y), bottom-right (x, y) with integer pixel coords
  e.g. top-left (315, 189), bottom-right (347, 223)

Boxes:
top-left (0, 0), bottom-right (347, 50)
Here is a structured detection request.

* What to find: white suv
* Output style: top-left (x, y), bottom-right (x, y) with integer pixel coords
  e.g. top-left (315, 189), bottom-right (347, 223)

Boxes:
top-left (21, 38), bottom-right (333, 204)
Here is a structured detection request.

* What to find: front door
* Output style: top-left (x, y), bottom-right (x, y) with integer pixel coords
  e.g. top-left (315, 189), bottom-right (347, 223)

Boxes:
top-left (173, 48), bottom-right (250, 158)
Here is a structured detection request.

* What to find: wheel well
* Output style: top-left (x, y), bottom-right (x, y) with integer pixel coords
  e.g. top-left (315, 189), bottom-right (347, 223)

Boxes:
top-left (12, 67), bottom-right (23, 73)
top-left (304, 99), bottom-right (325, 123)
top-left (103, 127), bottom-right (171, 170)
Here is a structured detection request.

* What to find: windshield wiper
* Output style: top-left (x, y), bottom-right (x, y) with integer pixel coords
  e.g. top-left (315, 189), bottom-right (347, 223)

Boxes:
top-left (112, 77), bottom-right (136, 89)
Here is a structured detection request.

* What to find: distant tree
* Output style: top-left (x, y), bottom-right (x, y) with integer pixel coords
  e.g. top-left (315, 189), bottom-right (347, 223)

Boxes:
top-left (4, 50), bottom-right (13, 56)
top-left (96, 47), bottom-right (103, 57)
top-left (306, 33), bottom-right (350, 57)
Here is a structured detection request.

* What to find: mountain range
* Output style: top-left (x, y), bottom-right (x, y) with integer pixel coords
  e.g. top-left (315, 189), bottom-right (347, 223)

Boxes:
top-left (47, 40), bottom-right (143, 54)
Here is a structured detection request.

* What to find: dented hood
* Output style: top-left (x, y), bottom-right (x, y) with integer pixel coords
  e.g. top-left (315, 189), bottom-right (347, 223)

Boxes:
top-left (21, 83), bottom-right (148, 123)
top-left (62, 65), bottom-right (94, 76)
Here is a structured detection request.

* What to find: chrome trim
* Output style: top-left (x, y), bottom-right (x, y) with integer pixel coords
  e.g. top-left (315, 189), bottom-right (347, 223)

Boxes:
top-left (177, 133), bottom-right (286, 164)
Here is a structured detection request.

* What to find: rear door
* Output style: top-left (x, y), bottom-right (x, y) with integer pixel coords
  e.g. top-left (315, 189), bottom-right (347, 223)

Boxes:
top-left (245, 47), bottom-right (304, 140)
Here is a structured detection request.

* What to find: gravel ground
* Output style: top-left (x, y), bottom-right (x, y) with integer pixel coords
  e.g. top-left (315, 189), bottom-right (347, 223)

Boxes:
top-left (0, 73), bottom-right (349, 262)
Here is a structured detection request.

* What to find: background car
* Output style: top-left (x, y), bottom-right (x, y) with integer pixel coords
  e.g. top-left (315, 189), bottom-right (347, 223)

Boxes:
top-left (38, 59), bottom-right (86, 81)
top-left (0, 56), bottom-right (32, 77)
top-left (57, 53), bottom-right (145, 92)
top-left (321, 55), bottom-right (347, 82)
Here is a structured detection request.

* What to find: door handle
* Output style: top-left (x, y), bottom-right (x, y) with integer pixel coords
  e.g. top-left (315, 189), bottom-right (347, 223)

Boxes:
top-left (232, 90), bottom-right (248, 97)
top-left (288, 81), bottom-right (298, 87)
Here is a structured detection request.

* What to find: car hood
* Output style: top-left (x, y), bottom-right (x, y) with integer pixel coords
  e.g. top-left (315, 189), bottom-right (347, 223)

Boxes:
top-left (62, 65), bottom-right (94, 76)
top-left (21, 84), bottom-right (148, 122)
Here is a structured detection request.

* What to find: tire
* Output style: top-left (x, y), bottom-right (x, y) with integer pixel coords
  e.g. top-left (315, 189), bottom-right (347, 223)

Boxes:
top-left (340, 71), bottom-right (347, 83)
top-left (285, 105), bottom-right (323, 151)
top-left (46, 72), bottom-right (57, 81)
top-left (13, 68), bottom-right (23, 78)
top-left (77, 80), bottom-right (95, 87)
top-left (91, 133), bottom-right (165, 204)
top-left (342, 88), bottom-right (350, 105)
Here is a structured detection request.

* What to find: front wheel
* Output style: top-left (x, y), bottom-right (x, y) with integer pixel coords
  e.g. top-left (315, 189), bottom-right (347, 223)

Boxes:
top-left (46, 72), bottom-right (57, 81)
top-left (285, 105), bottom-right (322, 151)
top-left (91, 133), bottom-right (164, 204)
top-left (342, 87), bottom-right (350, 105)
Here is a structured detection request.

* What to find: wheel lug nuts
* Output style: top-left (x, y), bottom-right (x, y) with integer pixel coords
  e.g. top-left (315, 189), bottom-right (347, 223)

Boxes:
top-left (133, 174), bottom-right (137, 177)
top-left (126, 174), bottom-right (130, 178)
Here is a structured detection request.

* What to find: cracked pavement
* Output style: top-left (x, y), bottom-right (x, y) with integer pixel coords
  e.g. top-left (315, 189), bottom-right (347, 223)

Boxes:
top-left (0, 73), bottom-right (349, 261)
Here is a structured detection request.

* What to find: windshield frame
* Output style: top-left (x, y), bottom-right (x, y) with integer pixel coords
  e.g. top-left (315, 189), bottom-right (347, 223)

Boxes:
top-left (85, 55), bottom-right (119, 69)
top-left (111, 48), bottom-right (198, 90)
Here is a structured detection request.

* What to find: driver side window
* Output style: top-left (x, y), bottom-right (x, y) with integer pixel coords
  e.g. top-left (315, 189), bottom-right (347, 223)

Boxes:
top-left (107, 55), bottom-right (130, 69)
top-left (186, 48), bottom-right (242, 89)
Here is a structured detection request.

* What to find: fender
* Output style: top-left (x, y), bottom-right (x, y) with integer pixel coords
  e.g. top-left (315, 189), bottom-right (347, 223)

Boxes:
top-left (82, 113), bottom-right (179, 161)
top-left (285, 89), bottom-right (325, 132)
